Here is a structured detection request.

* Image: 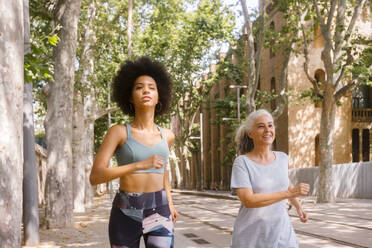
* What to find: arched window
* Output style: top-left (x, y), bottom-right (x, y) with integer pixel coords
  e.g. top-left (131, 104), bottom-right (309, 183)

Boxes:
top-left (314, 69), bottom-right (325, 108)
top-left (270, 77), bottom-right (276, 111)
top-left (352, 129), bottom-right (360, 162)
top-left (315, 134), bottom-right (319, 166)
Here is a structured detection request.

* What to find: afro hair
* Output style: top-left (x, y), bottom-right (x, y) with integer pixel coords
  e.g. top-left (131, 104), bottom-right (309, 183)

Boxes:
top-left (112, 56), bottom-right (173, 117)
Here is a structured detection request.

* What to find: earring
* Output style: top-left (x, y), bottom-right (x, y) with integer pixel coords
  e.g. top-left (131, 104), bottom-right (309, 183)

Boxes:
top-left (156, 102), bottom-right (162, 113)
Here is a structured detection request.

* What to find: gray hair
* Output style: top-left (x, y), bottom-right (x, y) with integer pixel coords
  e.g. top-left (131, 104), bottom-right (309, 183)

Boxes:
top-left (235, 109), bottom-right (273, 155)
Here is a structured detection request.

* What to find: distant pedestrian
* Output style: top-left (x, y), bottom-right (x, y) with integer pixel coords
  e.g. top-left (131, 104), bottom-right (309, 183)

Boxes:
top-left (90, 57), bottom-right (178, 248)
top-left (230, 109), bottom-right (309, 248)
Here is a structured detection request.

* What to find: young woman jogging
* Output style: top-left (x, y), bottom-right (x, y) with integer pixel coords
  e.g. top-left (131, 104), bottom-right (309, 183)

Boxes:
top-left (90, 57), bottom-right (178, 248)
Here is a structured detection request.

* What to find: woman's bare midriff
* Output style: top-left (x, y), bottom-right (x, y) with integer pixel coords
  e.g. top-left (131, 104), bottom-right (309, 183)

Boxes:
top-left (119, 173), bottom-right (164, 193)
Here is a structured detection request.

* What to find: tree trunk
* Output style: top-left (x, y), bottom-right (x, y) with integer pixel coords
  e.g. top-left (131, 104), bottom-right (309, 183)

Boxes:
top-left (317, 45), bottom-right (336, 203)
top-left (22, 0), bottom-right (40, 244)
top-left (72, 90), bottom-right (86, 212)
top-left (317, 89), bottom-right (336, 203)
top-left (23, 83), bottom-right (40, 244)
top-left (84, 122), bottom-right (95, 206)
top-left (44, 0), bottom-right (82, 228)
top-left (0, 0), bottom-right (24, 246)
top-left (77, 0), bottom-right (96, 209)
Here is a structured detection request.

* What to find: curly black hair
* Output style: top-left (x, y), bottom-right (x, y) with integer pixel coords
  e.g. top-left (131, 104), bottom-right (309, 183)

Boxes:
top-left (112, 56), bottom-right (173, 117)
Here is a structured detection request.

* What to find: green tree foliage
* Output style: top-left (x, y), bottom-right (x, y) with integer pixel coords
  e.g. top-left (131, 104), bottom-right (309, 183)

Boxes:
top-left (30, 0), bottom-right (236, 159)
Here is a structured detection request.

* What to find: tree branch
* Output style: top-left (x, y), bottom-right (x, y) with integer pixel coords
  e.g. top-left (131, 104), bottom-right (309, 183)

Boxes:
top-left (334, 81), bottom-right (355, 101)
top-left (325, 0), bottom-right (337, 33)
top-left (334, 0), bottom-right (346, 58)
top-left (345, 0), bottom-right (367, 43)
top-left (314, 0), bottom-right (326, 32)
top-left (301, 22), bottom-right (321, 95)
top-left (86, 106), bottom-right (120, 122)
top-left (334, 49), bottom-right (353, 88)
top-left (314, 0), bottom-right (334, 48)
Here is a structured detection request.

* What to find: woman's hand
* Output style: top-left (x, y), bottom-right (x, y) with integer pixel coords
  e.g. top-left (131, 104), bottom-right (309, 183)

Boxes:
top-left (169, 204), bottom-right (179, 223)
top-left (137, 155), bottom-right (164, 170)
top-left (289, 183), bottom-right (310, 198)
top-left (296, 206), bottom-right (308, 223)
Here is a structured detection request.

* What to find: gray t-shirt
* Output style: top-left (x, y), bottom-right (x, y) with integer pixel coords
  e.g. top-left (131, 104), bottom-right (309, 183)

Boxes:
top-left (230, 152), bottom-right (298, 248)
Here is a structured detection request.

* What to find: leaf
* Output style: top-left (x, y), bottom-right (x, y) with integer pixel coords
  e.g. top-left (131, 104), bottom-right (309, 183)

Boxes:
top-left (48, 34), bottom-right (60, 46)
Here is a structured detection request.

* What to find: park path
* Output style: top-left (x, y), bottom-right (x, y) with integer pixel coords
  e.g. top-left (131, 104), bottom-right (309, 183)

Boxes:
top-left (23, 195), bottom-right (112, 248)
top-left (23, 191), bottom-right (372, 248)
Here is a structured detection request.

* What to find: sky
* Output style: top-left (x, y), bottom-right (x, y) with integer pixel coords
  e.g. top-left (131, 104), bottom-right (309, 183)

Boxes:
top-left (214, 0), bottom-right (258, 54)
top-left (224, 0), bottom-right (259, 31)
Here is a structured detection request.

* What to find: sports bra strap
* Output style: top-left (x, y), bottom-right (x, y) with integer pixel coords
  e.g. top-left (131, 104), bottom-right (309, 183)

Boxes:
top-left (126, 123), bottom-right (132, 139)
top-left (157, 125), bottom-right (165, 140)
top-left (127, 123), bottom-right (164, 140)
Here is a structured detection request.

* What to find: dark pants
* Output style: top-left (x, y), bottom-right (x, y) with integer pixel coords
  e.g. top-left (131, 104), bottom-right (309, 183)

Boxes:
top-left (109, 189), bottom-right (174, 248)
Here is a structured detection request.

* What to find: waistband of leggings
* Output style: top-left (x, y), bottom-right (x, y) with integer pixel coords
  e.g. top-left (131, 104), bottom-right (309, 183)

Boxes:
top-left (113, 189), bottom-right (169, 210)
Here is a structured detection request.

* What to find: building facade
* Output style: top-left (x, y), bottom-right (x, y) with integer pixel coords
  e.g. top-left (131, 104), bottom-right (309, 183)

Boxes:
top-left (259, 1), bottom-right (372, 168)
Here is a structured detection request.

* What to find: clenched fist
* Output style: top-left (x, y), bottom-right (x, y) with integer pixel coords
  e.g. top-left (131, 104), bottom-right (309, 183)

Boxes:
top-left (137, 155), bottom-right (164, 171)
top-left (289, 183), bottom-right (310, 198)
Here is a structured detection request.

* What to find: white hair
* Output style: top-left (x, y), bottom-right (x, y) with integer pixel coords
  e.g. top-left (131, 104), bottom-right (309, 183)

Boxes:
top-left (235, 109), bottom-right (273, 154)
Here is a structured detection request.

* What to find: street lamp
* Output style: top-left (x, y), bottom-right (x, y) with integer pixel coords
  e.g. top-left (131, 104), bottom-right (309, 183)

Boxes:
top-left (222, 85), bottom-right (247, 122)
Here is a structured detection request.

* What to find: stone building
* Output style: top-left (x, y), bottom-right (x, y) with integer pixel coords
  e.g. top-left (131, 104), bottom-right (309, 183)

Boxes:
top-left (171, 2), bottom-right (371, 190)
top-left (259, 1), bottom-right (372, 168)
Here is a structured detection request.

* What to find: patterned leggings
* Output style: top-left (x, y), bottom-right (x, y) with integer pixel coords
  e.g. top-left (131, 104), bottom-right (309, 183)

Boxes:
top-left (109, 189), bottom-right (174, 248)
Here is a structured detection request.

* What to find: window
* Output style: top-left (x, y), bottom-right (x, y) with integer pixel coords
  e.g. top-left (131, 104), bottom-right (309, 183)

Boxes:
top-left (362, 129), bottom-right (370, 162)
top-left (352, 129), bottom-right (360, 162)
top-left (352, 85), bottom-right (372, 109)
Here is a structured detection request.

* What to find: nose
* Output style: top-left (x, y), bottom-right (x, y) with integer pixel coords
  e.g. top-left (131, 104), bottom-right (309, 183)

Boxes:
top-left (142, 85), bottom-right (150, 94)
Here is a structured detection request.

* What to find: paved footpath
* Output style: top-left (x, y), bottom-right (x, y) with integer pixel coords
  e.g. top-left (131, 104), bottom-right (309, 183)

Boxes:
top-left (25, 190), bottom-right (372, 248)
top-left (172, 190), bottom-right (372, 248)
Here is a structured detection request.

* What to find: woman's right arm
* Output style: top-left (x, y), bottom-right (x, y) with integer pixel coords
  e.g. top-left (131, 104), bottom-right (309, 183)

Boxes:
top-left (235, 183), bottom-right (309, 208)
top-left (89, 125), bottom-right (163, 185)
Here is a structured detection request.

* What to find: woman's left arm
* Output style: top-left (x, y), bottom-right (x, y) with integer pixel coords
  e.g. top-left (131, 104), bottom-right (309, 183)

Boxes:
top-left (288, 183), bottom-right (308, 223)
top-left (163, 129), bottom-right (179, 222)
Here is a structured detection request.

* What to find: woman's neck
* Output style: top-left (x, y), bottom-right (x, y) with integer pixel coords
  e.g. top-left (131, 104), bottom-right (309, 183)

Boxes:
top-left (131, 111), bottom-right (156, 131)
top-left (250, 145), bottom-right (273, 160)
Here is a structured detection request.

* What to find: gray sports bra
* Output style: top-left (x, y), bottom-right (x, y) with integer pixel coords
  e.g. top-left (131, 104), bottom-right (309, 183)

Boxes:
top-left (114, 123), bottom-right (169, 174)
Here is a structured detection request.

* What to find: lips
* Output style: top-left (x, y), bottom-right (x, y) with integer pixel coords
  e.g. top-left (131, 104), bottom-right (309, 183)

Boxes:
top-left (142, 96), bottom-right (152, 101)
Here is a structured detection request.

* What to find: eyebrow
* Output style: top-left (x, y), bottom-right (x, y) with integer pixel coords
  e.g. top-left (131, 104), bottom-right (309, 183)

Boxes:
top-left (135, 81), bottom-right (156, 86)
top-left (257, 122), bottom-right (273, 125)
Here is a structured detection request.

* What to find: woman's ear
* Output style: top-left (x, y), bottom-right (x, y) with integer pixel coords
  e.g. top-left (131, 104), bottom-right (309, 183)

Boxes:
top-left (246, 131), bottom-right (253, 139)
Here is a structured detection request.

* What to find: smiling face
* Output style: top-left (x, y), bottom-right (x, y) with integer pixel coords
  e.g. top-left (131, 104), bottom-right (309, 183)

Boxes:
top-left (247, 114), bottom-right (275, 147)
top-left (131, 75), bottom-right (159, 110)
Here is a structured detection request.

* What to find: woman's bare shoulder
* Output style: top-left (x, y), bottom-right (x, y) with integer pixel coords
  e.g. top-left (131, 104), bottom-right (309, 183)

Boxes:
top-left (161, 127), bottom-right (175, 145)
top-left (107, 124), bottom-right (127, 145)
